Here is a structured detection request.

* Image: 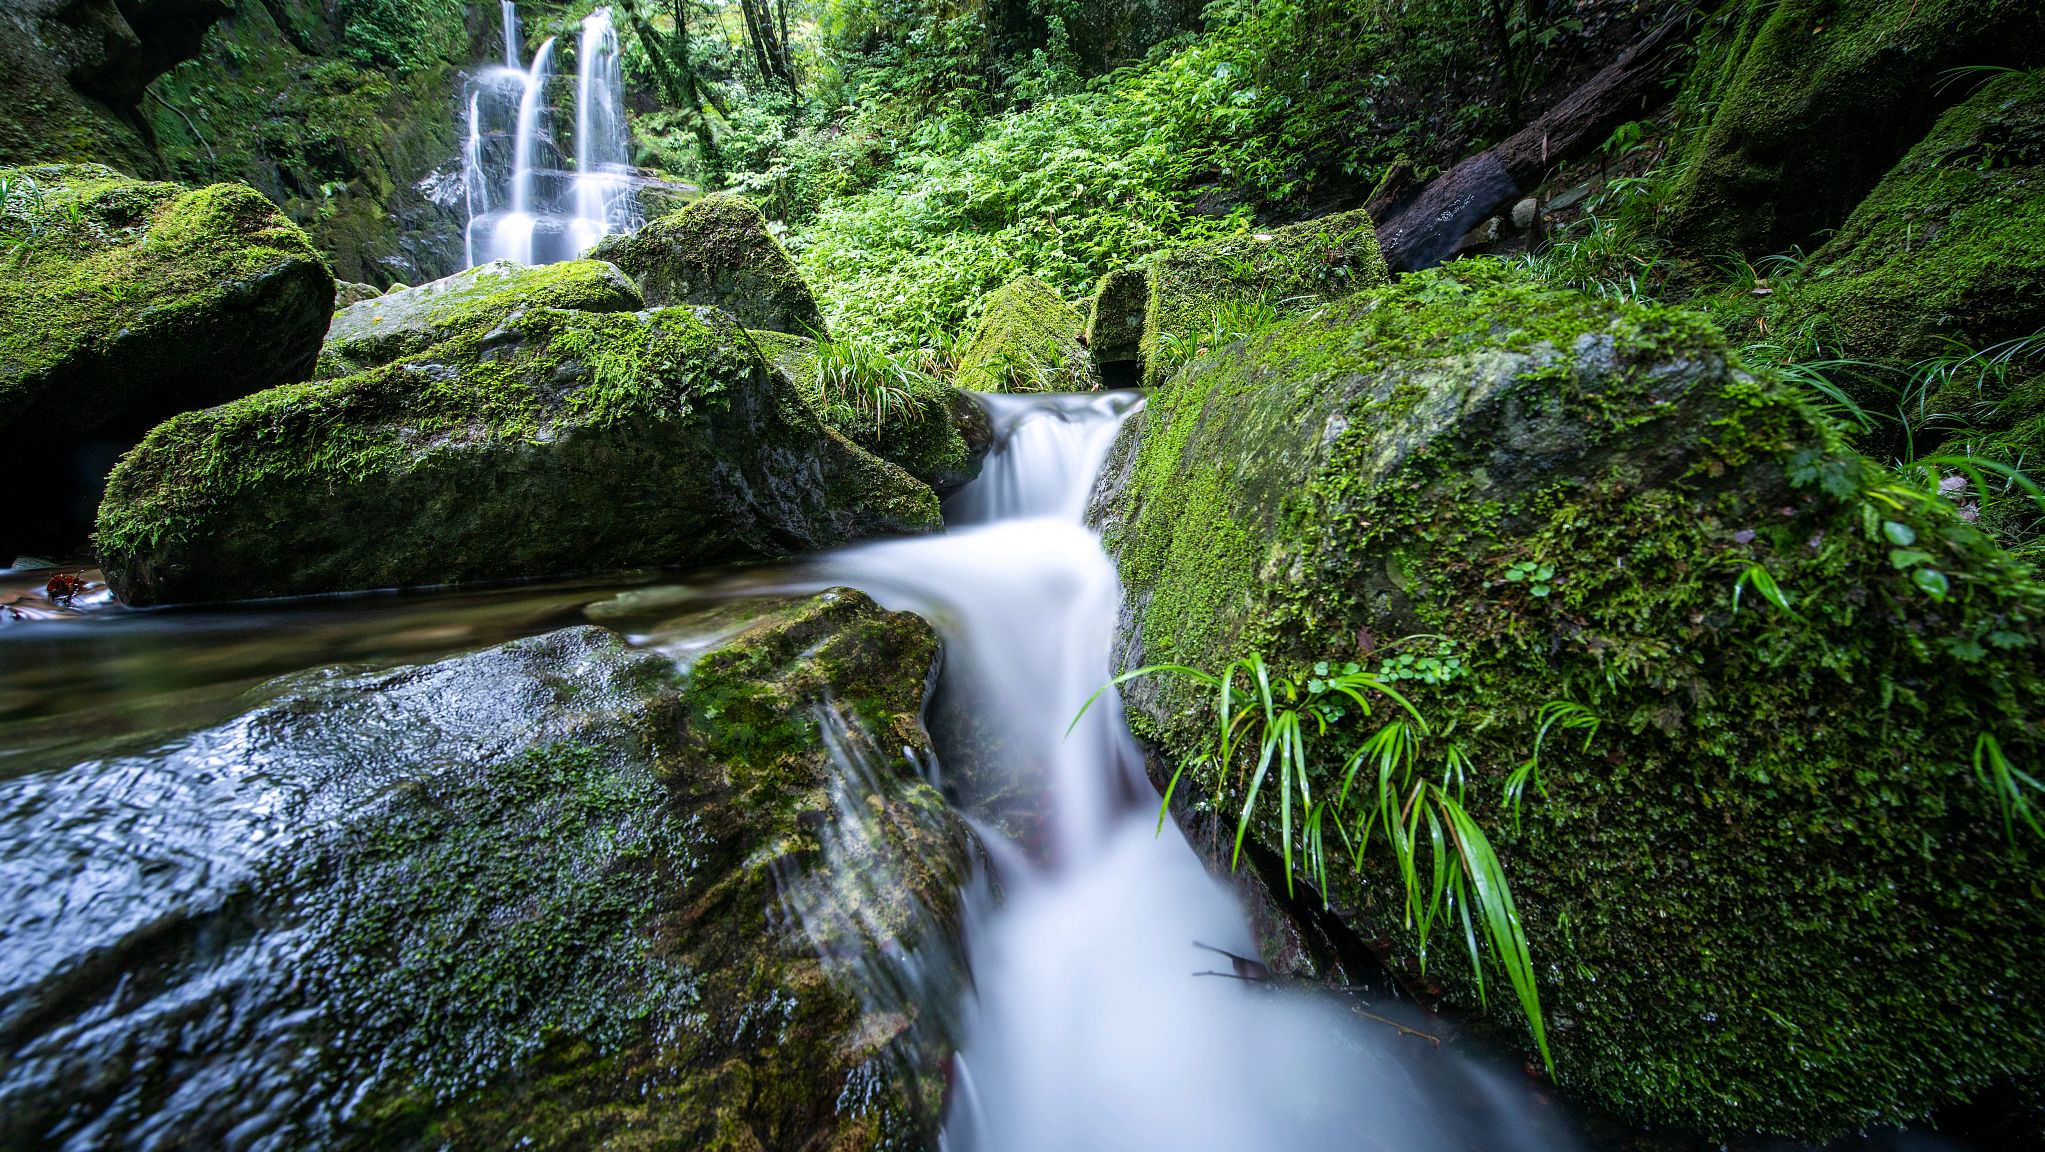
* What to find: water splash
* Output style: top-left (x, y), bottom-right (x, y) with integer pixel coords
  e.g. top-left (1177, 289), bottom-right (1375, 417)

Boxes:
top-left (463, 4), bottom-right (639, 268)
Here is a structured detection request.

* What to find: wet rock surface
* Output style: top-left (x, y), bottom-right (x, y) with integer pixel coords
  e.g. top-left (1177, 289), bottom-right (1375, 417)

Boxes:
top-left (0, 589), bottom-right (969, 1150)
top-left (955, 275), bottom-right (1099, 393)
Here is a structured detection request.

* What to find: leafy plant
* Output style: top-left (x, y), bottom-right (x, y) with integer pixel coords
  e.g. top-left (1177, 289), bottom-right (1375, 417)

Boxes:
top-left (1975, 733), bottom-right (2044, 845)
top-left (1503, 700), bottom-right (1599, 827)
top-left (812, 333), bottom-right (918, 429)
top-left (1503, 559), bottom-right (1555, 597)
top-left (1074, 651), bottom-right (1553, 1069)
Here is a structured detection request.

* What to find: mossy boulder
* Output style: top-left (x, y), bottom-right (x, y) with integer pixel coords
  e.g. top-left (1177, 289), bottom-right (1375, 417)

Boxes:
top-left (1098, 259), bottom-right (2045, 1139)
top-left (1774, 69), bottom-right (2045, 386)
top-left (590, 195), bottom-right (825, 335)
top-left (96, 300), bottom-right (941, 606)
top-left (752, 328), bottom-right (991, 497)
top-left (1083, 266), bottom-right (1149, 365)
top-left (0, 592), bottom-right (970, 1148)
top-left (1664, 0), bottom-right (2045, 259)
top-left (1140, 208), bottom-right (1388, 389)
top-left (954, 275), bottom-right (1099, 393)
top-left (316, 259), bottom-right (645, 379)
top-left (0, 163), bottom-right (334, 556)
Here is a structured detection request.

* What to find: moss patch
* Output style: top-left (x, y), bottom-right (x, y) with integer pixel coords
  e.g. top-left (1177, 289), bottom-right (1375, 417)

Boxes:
top-left (592, 194), bottom-right (826, 336)
top-left (954, 275), bottom-right (1099, 393)
top-left (751, 328), bottom-right (986, 496)
top-left (1663, 0), bottom-right (2045, 259)
top-left (1103, 257), bottom-right (2045, 1140)
top-left (1083, 266), bottom-right (1149, 364)
top-left (1139, 207), bottom-right (1388, 389)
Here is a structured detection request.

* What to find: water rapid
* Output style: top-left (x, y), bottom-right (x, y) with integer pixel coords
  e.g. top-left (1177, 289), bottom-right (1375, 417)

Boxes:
top-left (463, 4), bottom-right (638, 268)
top-left (780, 394), bottom-right (1590, 1152)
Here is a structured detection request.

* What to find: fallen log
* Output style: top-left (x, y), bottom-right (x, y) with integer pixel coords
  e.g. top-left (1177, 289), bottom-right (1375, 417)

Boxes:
top-left (1374, 9), bottom-right (1695, 273)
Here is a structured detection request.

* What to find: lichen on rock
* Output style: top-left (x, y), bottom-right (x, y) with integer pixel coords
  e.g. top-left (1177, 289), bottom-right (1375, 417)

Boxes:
top-left (591, 194), bottom-right (827, 336)
top-left (1139, 207), bottom-right (1388, 389)
top-left (96, 297), bottom-right (942, 605)
top-left (1098, 257), bottom-right (2045, 1139)
top-left (953, 274), bottom-right (1099, 393)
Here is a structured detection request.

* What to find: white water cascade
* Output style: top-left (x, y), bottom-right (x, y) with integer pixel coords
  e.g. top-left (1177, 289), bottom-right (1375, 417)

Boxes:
top-left (745, 394), bottom-right (1595, 1151)
top-left (463, 4), bottom-right (639, 268)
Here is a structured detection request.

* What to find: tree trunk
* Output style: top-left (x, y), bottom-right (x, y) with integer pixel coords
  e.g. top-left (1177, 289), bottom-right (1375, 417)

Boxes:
top-left (1374, 9), bottom-right (1693, 273)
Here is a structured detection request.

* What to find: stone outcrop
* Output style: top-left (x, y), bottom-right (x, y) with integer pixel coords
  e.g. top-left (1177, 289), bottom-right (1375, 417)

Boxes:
top-left (1095, 259), bottom-right (2045, 1139)
top-left (0, 590), bottom-right (970, 1149)
top-left (591, 194), bottom-right (827, 335)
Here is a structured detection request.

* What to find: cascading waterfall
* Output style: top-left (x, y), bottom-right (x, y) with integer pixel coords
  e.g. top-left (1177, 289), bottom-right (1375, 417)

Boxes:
top-left (463, 4), bottom-right (639, 268)
top-left (774, 394), bottom-right (1594, 1152)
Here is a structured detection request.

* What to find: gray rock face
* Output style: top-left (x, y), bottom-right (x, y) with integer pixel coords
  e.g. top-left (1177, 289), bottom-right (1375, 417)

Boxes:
top-left (0, 591), bottom-right (969, 1150)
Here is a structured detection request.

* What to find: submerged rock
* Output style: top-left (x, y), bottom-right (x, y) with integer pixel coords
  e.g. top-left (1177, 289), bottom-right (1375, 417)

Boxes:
top-left (591, 194), bottom-right (825, 335)
top-left (0, 163), bottom-right (334, 555)
top-left (315, 258), bottom-right (644, 378)
top-left (1139, 208), bottom-right (1388, 389)
top-left (1096, 259), bottom-right (2045, 1139)
top-left (0, 590), bottom-right (968, 1149)
top-left (1664, 0), bottom-right (2045, 258)
top-left (96, 299), bottom-right (941, 606)
top-left (752, 328), bottom-right (991, 496)
top-left (954, 275), bottom-right (1099, 393)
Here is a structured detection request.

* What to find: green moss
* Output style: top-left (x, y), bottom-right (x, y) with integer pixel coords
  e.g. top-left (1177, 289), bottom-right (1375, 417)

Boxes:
top-left (1106, 257), bottom-right (2045, 1139)
top-left (1139, 207), bottom-right (1388, 389)
top-left (1664, 0), bottom-right (2045, 258)
top-left (96, 303), bottom-right (942, 605)
top-left (1084, 266), bottom-right (1149, 364)
top-left (593, 194), bottom-right (826, 335)
top-left (1772, 69), bottom-right (2045, 374)
top-left (317, 258), bottom-right (645, 378)
top-left (954, 275), bottom-right (1099, 393)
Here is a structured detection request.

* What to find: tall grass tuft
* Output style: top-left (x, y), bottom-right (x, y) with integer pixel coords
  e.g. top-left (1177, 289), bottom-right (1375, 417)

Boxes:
top-left (1076, 653), bottom-right (1554, 1070)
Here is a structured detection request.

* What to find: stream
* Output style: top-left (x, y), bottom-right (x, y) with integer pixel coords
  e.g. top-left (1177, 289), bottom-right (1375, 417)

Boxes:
top-left (0, 395), bottom-right (1963, 1149)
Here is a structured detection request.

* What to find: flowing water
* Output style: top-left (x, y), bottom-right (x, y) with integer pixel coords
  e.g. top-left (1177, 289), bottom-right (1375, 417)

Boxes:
top-left (462, 4), bottom-right (638, 268)
top-left (0, 395), bottom-right (1973, 1149)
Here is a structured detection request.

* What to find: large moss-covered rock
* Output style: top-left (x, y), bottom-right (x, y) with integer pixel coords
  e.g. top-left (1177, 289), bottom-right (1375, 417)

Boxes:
top-left (316, 258), bottom-right (644, 378)
top-left (954, 275), bottom-right (1099, 393)
top-left (0, 163), bottom-right (334, 556)
top-left (591, 195), bottom-right (825, 335)
top-left (1098, 259), bottom-right (2045, 1139)
top-left (752, 328), bottom-right (990, 496)
top-left (96, 299), bottom-right (941, 605)
top-left (1776, 69), bottom-right (2045, 381)
top-left (1139, 208), bottom-right (1388, 389)
top-left (0, 591), bottom-right (970, 1149)
top-left (1664, 0), bottom-right (2045, 259)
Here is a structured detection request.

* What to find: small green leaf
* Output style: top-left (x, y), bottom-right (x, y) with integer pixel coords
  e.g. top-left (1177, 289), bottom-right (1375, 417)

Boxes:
top-left (1912, 568), bottom-right (1950, 600)
top-left (1504, 568), bottom-right (1526, 582)
top-left (1889, 548), bottom-right (1936, 569)
top-left (1882, 520), bottom-right (1917, 546)
top-left (1531, 584), bottom-right (1551, 598)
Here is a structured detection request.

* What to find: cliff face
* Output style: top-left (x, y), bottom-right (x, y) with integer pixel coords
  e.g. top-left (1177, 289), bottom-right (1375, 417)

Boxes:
top-left (0, 0), bottom-right (481, 284)
top-left (0, 0), bottom-right (231, 176)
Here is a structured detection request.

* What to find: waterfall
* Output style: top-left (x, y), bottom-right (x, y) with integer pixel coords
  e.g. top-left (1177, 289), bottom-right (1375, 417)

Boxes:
top-left (762, 395), bottom-right (1594, 1152)
top-left (462, 4), bottom-right (639, 268)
